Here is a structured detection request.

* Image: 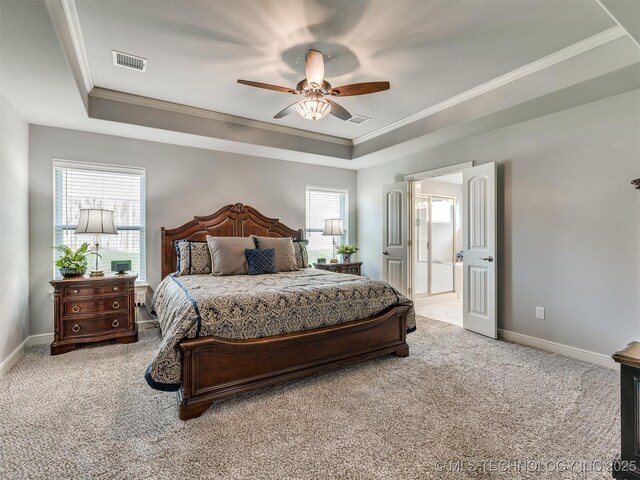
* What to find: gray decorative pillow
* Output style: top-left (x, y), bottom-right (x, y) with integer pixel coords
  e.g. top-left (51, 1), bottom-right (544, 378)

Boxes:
top-left (293, 239), bottom-right (309, 269)
top-left (206, 236), bottom-right (256, 276)
top-left (175, 241), bottom-right (211, 276)
top-left (252, 236), bottom-right (297, 272)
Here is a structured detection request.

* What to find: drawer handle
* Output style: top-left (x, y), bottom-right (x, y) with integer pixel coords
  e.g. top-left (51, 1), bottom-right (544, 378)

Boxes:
top-left (112, 301), bottom-right (120, 310)
top-left (112, 319), bottom-right (120, 328)
top-left (72, 324), bottom-right (81, 333)
top-left (73, 289), bottom-right (79, 294)
top-left (72, 305), bottom-right (81, 313)
top-left (113, 287), bottom-right (119, 291)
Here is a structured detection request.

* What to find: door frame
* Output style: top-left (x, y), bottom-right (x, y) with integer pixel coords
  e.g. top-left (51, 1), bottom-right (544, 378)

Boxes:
top-left (405, 161), bottom-right (473, 301)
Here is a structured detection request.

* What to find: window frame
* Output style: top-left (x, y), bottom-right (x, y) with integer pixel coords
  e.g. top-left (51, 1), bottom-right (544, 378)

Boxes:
top-left (52, 159), bottom-right (147, 281)
top-left (305, 185), bottom-right (349, 262)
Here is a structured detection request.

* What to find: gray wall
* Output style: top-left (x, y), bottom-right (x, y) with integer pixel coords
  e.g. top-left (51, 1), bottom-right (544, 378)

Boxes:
top-left (0, 95), bottom-right (30, 364)
top-left (29, 126), bottom-right (357, 336)
top-left (358, 89), bottom-right (640, 356)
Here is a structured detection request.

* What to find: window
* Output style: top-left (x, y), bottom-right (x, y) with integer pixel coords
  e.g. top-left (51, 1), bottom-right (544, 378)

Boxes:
top-left (305, 186), bottom-right (349, 262)
top-left (53, 160), bottom-right (146, 281)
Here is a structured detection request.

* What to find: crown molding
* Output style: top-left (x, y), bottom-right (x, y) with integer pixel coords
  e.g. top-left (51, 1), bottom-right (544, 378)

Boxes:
top-left (352, 26), bottom-right (626, 145)
top-left (63, 0), bottom-right (625, 154)
top-left (89, 87), bottom-right (353, 146)
top-left (596, 0), bottom-right (640, 49)
top-left (60, 0), bottom-right (93, 94)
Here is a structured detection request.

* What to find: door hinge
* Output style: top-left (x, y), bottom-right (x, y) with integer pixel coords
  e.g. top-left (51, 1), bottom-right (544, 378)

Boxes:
top-left (407, 287), bottom-right (412, 295)
top-left (407, 239), bottom-right (412, 247)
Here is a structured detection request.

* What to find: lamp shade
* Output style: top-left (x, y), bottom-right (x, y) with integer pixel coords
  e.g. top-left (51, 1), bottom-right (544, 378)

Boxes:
top-left (322, 218), bottom-right (344, 236)
top-left (74, 209), bottom-right (118, 235)
top-left (296, 93), bottom-right (331, 121)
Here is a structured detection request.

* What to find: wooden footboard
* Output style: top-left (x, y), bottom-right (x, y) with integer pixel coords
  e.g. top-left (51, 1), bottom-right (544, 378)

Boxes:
top-left (177, 304), bottom-right (410, 420)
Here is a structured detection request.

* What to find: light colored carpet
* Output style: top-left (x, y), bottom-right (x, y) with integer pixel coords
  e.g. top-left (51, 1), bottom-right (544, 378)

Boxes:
top-left (0, 317), bottom-right (619, 479)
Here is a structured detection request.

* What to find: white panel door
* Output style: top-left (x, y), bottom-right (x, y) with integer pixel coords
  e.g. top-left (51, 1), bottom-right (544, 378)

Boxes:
top-left (383, 182), bottom-right (408, 296)
top-left (462, 162), bottom-right (497, 338)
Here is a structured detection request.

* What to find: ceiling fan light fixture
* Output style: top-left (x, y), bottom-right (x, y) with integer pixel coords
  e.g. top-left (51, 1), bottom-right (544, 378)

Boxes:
top-left (296, 93), bottom-right (331, 121)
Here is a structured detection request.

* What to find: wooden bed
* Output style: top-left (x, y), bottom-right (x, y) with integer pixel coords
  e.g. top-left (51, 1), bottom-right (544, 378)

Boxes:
top-left (160, 203), bottom-right (410, 420)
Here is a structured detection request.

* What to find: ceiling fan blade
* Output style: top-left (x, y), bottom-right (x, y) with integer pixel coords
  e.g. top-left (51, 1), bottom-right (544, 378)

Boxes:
top-left (273, 102), bottom-right (299, 119)
top-left (237, 79), bottom-right (298, 94)
top-left (330, 81), bottom-right (390, 96)
top-left (327, 100), bottom-right (352, 121)
top-left (305, 49), bottom-right (325, 88)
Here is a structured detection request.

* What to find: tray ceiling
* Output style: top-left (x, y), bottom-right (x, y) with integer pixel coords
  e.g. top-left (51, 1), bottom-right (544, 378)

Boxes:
top-left (74, 0), bottom-right (615, 140)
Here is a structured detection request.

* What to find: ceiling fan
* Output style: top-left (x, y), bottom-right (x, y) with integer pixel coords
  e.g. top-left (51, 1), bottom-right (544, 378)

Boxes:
top-left (237, 49), bottom-right (390, 121)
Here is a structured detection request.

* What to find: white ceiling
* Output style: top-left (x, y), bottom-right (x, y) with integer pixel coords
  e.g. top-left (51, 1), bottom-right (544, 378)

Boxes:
top-left (1, 0), bottom-right (638, 170)
top-left (74, 0), bottom-right (615, 140)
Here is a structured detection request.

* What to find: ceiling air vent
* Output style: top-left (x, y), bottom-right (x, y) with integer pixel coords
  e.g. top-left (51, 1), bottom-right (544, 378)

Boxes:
top-left (347, 114), bottom-right (371, 125)
top-left (112, 50), bottom-right (147, 72)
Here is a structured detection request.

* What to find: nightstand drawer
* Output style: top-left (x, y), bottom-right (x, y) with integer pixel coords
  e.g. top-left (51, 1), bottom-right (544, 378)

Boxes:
top-left (63, 315), bottom-right (128, 338)
top-left (65, 284), bottom-right (126, 297)
top-left (64, 296), bottom-right (128, 316)
top-left (343, 266), bottom-right (360, 275)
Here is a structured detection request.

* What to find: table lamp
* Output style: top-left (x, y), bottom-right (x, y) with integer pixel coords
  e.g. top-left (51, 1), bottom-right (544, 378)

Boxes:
top-left (322, 218), bottom-right (344, 263)
top-left (75, 208), bottom-right (118, 277)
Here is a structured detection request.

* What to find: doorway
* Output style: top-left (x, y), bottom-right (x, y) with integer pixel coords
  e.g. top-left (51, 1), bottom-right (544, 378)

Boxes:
top-left (383, 161), bottom-right (497, 338)
top-left (412, 174), bottom-right (463, 327)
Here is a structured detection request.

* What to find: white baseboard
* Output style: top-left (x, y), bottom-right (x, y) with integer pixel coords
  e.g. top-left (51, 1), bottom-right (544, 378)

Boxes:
top-left (498, 328), bottom-right (619, 370)
top-left (0, 320), bottom-right (157, 376)
top-left (0, 336), bottom-right (30, 377)
top-left (137, 319), bottom-right (158, 325)
top-left (2, 324), bottom-right (617, 376)
top-left (27, 333), bottom-right (54, 347)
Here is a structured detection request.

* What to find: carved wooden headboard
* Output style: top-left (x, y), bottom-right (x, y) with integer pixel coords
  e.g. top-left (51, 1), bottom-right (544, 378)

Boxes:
top-left (161, 203), bottom-right (304, 278)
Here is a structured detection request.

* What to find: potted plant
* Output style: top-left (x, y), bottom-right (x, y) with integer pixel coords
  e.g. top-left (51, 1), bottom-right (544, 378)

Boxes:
top-left (336, 244), bottom-right (359, 263)
top-left (53, 243), bottom-right (93, 278)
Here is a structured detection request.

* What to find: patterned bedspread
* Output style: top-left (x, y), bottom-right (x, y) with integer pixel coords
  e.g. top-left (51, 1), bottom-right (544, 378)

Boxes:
top-left (146, 269), bottom-right (415, 390)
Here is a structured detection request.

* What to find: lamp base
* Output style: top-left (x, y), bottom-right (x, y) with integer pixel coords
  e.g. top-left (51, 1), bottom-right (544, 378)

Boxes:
top-left (329, 258), bottom-right (338, 263)
top-left (89, 270), bottom-right (105, 277)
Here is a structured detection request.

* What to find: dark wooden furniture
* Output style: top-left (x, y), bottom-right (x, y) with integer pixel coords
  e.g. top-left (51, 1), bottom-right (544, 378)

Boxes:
top-left (313, 261), bottom-right (362, 276)
top-left (613, 342), bottom-right (640, 479)
top-left (161, 203), bottom-right (410, 420)
top-left (50, 274), bottom-right (138, 355)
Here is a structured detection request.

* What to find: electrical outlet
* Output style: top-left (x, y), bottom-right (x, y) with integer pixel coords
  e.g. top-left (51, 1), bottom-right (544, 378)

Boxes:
top-left (135, 291), bottom-right (146, 307)
top-left (535, 306), bottom-right (545, 319)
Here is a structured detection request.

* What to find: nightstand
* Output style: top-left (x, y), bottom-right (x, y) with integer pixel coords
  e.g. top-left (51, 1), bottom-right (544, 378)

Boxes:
top-left (50, 274), bottom-right (138, 355)
top-left (613, 342), bottom-right (640, 479)
top-left (313, 262), bottom-right (362, 276)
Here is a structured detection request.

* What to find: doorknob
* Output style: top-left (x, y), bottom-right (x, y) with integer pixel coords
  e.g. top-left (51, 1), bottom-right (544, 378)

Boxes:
top-left (481, 256), bottom-right (494, 262)
top-left (382, 251), bottom-right (389, 255)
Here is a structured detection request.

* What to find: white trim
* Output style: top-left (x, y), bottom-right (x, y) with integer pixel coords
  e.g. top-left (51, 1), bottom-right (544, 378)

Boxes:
top-left (0, 324), bottom-right (158, 376)
top-left (595, 0), bottom-right (640, 50)
top-left (61, 0), bottom-right (93, 93)
top-left (405, 162), bottom-right (474, 182)
top-left (0, 337), bottom-right (29, 377)
top-left (27, 333), bottom-right (55, 347)
top-left (353, 26), bottom-right (626, 145)
top-left (136, 319), bottom-right (157, 325)
top-left (498, 328), bottom-right (618, 370)
top-left (89, 87), bottom-right (353, 147)
top-left (53, 158), bottom-right (146, 176)
top-left (304, 184), bottom-right (350, 195)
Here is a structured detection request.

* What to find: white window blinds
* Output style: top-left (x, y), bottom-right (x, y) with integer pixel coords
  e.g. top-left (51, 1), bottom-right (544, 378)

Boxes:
top-left (53, 160), bottom-right (146, 280)
top-left (305, 186), bottom-right (349, 262)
